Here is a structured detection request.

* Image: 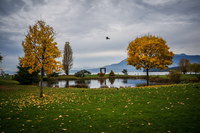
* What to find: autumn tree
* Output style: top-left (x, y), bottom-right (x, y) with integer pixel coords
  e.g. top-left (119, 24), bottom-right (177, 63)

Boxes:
top-left (178, 59), bottom-right (190, 74)
top-left (62, 42), bottom-right (73, 75)
top-left (190, 62), bottom-right (200, 74)
top-left (126, 34), bottom-right (174, 85)
top-left (19, 20), bottom-right (62, 98)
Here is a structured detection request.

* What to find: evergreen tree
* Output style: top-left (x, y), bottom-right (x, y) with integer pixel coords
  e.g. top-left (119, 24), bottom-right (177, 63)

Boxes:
top-left (14, 63), bottom-right (40, 85)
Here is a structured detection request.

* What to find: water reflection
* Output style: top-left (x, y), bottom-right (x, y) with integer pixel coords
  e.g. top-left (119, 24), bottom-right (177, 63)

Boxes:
top-left (122, 79), bottom-right (128, 84)
top-left (42, 78), bottom-right (149, 88)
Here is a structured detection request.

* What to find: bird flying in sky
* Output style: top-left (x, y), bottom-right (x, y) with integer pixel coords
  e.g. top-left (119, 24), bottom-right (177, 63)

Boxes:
top-left (106, 37), bottom-right (110, 40)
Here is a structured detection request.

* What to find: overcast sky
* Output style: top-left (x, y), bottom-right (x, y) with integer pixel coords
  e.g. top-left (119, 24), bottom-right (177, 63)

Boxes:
top-left (0, 0), bottom-right (200, 73)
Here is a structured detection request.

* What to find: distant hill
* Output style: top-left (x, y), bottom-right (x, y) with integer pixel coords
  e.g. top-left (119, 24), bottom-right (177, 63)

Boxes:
top-left (70, 54), bottom-right (200, 74)
top-left (171, 54), bottom-right (200, 67)
top-left (146, 54), bottom-right (200, 72)
top-left (70, 59), bottom-right (142, 74)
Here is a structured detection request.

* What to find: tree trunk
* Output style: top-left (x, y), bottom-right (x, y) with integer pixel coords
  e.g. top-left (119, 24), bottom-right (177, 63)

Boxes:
top-left (40, 67), bottom-right (43, 98)
top-left (65, 68), bottom-right (69, 75)
top-left (183, 70), bottom-right (186, 74)
top-left (40, 48), bottom-right (45, 98)
top-left (146, 68), bottom-right (149, 86)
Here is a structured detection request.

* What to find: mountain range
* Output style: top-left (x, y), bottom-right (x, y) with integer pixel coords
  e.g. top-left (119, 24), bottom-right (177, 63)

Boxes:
top-left (70, 54), bottom-right (200, 73)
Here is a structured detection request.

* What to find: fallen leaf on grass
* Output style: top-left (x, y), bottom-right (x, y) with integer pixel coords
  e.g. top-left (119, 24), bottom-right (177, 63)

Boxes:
top-left (96, 108), bottom-right (101, 111)
top-left (62, 129), bottom-right (67, 131)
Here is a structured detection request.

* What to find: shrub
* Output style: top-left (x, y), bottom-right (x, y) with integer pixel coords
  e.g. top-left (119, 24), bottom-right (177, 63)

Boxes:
top-left (74, 70), bottom-right (91, 77)
top-left (168, 70), bottom-right (182, 83)
top-left (50, 72), bottom-right (59, 77)
top-left (109, 70), bottom-right (115, 77)
top-left (81, 70), bottom-right (91, 75)
top-left (122, 69), bottom-right (128, 75)
top-left (98, 72), bottom-right (105, 77)
top-left (196, 74), bottom-right (200, 80)
top-left (13, 64), bottom-right (40, 85)
top-left (75, 71), bottom-right (85, 77)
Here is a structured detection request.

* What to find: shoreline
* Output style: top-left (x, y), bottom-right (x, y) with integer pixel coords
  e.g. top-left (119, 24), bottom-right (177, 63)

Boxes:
top-left (46, 74), bottom-right (147, 80)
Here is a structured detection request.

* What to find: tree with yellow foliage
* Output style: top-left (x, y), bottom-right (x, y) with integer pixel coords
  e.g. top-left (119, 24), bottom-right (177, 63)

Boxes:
top-left (126, 34), bottom-right (174, 85)
top-left (178, 59), bottom-right (190, 74)
top-left (19, 20), bottom-right (62, 97)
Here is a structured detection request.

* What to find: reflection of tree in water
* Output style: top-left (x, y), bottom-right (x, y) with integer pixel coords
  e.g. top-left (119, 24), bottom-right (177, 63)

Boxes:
top-left (98, 78), bottom-right (106, 85)
top-left (65, 80), bottom-right (69, 88)
top-left (122, 79), bottom-right (128, 84)
top-left (47, 80), bottom-right (59, 87)
top-left (69, 79), bottom-right (91, 88)
top-left (109, 78), bottom-right (115, 85)
top-left (75, 79), bottom-right (91, 85)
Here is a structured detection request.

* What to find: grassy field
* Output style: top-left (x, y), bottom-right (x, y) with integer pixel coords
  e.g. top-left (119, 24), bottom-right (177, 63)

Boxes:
top-left (0, 78), bottom-right (200, 133)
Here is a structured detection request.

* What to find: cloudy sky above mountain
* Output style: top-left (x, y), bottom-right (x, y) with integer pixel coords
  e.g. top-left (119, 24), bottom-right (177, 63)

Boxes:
top-left (0, 0), bottom-right (200, 73)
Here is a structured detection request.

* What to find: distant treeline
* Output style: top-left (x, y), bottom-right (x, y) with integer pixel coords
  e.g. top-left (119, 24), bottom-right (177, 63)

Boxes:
top-left (143, 67), bottom-right (179, 72)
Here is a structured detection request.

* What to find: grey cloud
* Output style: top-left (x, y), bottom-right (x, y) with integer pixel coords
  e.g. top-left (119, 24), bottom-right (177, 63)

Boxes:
top-left (31, 0), bottom-right (46, 6)
top-left (60, 0), bottom-right (140, 36)
top-left (0, 0), bottom-right (28, 16)
top-left (0, 0), bottom-right (46, 16)
top-left (134, 0), bottom-right (200, 23)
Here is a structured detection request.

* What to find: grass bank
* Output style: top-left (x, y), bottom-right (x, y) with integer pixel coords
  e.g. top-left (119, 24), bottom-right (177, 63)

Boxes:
top-left (0, 79), bottom-right (200, 132)
top-left (49, 74), bottom-right (199, 80)
top-left (48, 74), bottom-right (144, 80)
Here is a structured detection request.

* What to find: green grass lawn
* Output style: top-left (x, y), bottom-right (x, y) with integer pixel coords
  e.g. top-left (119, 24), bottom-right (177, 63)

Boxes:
top-left (0, 79), bottom-right (200, 133)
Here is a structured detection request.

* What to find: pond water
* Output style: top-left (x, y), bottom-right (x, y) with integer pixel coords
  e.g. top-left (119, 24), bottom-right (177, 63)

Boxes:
top-left (42, 78), bottom-right (152, 88)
